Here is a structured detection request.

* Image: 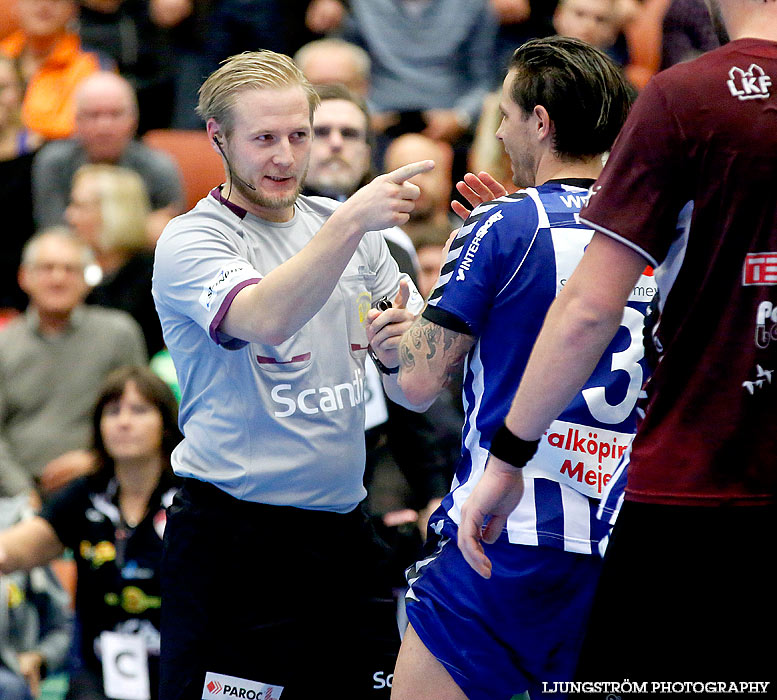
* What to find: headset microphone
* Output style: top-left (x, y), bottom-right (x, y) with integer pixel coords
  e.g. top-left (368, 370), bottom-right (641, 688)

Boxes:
top-left (213, 136), bottom-right (256, 191)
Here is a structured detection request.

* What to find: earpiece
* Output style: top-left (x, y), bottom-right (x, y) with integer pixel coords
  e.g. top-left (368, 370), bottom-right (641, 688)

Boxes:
top-left (212, 134), bottom-right (256, 191)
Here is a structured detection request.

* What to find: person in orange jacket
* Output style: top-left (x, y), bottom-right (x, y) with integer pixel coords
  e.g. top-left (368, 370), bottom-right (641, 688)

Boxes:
top-left (0, 0), bottom-right (108, 141)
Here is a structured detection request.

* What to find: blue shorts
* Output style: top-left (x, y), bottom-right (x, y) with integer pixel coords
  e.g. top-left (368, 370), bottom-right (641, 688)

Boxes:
top-left (405, 514), bottom-right (602, 700)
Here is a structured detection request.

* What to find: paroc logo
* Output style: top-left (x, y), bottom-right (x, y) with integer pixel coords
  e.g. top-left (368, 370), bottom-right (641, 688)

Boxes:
top-left (203, 672), bottom-right (283, 699)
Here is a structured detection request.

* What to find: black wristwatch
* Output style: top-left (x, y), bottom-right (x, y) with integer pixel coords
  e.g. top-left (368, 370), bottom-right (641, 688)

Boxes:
top-left (367, 345), bottom-right (399, 375)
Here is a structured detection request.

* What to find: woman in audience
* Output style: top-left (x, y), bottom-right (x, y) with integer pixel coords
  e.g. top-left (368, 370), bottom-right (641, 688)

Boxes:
top-left (0, 54), bottom-right (43, 315)
top-left (0, 366), bottom-right (181, 700)
top-left (65, 164), bottom-right (164, 356)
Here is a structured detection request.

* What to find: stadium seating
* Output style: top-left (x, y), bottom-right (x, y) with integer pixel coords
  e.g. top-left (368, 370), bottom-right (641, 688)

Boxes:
top-left (142, 129), bottom-right (224, 212)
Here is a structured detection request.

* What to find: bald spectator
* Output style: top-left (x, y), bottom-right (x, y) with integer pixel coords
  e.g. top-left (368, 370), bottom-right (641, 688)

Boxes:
top-left (0, 0), bottom-right (106, 140)
top-left (0, 228), bottom-right (146, 499)
top-left (31, 71), bottom-right (183, 237)
top-left (295, 37), bottom-right (371, 98)
top-left (383, 132), bottom-right (458, 242)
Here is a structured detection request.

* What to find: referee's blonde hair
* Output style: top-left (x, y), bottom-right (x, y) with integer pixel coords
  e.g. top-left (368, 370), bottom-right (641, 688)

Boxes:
top-left (197, 50), bottom-right (320, 135)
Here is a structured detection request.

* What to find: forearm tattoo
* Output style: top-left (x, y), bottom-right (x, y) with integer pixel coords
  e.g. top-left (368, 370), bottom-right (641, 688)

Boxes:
top-left (400, 317), bottom-right (471, 387)
top-left (400, 342), bottom-right (416, 371)
top-left (423, 322), bottom-right (442, 360)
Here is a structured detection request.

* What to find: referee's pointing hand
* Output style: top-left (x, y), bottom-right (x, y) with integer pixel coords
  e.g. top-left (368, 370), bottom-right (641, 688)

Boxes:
top-left (340, 159), bottom-right (436, 232)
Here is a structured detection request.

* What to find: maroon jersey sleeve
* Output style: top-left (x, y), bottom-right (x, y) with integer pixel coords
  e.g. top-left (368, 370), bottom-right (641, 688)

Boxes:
top-left (579, 79), bottom-right (692, 267)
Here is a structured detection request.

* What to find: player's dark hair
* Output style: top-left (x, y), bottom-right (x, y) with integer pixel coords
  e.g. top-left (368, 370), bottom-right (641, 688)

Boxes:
top-left (508, 36), bottom-right (633, 159)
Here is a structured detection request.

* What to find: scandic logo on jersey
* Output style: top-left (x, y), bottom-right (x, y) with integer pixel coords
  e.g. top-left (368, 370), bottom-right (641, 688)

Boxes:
top-left (743, 252), bottom-right (777, 286)
top-left (271, 368), bottom-right (365, 417)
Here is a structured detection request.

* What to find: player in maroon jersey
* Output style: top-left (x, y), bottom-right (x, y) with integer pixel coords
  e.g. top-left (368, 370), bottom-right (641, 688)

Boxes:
top-left (458, 0), bottom-right (777, 689)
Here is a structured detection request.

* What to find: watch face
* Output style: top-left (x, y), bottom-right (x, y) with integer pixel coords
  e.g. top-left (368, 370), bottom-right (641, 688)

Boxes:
top-left (373, 296), bottom-right (392, 311)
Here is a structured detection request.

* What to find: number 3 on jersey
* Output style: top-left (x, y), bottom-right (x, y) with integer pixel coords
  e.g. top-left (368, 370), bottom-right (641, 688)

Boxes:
top-left (582, 305), bottom-right (648, 426)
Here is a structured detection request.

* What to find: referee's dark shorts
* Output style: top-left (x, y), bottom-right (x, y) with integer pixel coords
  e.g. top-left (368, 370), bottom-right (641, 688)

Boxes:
top-left (159, 479), bottom-right (400, 700)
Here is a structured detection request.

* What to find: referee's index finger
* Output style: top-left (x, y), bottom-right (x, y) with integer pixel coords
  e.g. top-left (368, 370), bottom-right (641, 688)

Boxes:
top-left (385, 159), bottom-right (435, 184)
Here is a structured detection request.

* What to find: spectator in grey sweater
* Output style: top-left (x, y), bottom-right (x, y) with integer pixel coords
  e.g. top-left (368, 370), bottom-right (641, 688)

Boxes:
top-left (0, 229), bottom-right (147, 499)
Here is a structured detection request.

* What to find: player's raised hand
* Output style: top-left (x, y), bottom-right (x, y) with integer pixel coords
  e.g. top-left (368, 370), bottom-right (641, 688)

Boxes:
top-left (340, 160), bottom-right (435, 233)
top-left (451, 171), bottom-right (508, 221)
top-left (457, 454), bottom-right (526, 579)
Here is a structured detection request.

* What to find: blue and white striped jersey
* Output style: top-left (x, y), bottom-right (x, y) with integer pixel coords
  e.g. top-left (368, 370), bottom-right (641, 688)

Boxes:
top-left (424, 180), bottom-right (656, 554)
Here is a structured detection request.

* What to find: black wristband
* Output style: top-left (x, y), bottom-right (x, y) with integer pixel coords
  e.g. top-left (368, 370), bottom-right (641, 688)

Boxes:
top-left (489, 423), bottom-right (540, 469)
top-left (367, 345), bottom-right (399, 375)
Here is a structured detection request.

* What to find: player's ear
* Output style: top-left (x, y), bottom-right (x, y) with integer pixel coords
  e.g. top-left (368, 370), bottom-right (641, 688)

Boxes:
top-left (534, 105), bottom-right (552, 142)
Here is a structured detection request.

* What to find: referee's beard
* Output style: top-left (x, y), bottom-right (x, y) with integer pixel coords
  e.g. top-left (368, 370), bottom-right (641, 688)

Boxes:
top-left (232, 163), bottom-right (310, 213)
